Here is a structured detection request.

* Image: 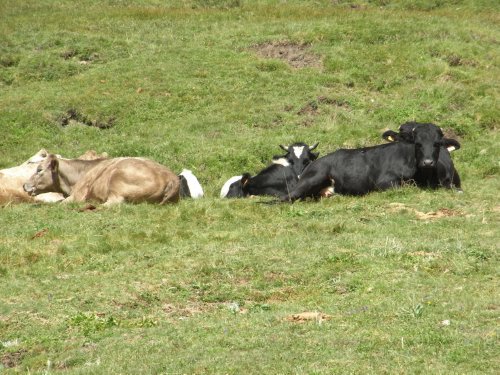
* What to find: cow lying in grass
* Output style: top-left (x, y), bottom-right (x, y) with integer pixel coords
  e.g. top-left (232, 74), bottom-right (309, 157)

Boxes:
top-left (0, 149), bottom-right (107, 204)
top-left (282, 122), bottom-right (461, 201)
top-left (179, 169), bottom-right (204, 199)
top-left (220, 142), bottom-right (319, 198)
top-left (383, 122), bottom-right (462, 191)
top-left (23, 155), bottom-right (180, 206)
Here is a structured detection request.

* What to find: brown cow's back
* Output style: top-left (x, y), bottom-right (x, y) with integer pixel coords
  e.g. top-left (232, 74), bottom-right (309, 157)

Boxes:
top-left (69, 158), bottom-right (180, 204)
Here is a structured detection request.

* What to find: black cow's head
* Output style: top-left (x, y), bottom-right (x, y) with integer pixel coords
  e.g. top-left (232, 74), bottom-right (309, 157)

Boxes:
top-left (277, 142), bottom-right (319, 176)
top-left (382, 122), bottom-right (460, 169)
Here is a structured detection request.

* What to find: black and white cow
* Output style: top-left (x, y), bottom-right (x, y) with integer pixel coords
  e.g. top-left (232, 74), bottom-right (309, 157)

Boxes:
top-left (282, 123), bottom-right (460, 201)
top-left (220, 142), bottom-right (319, 198)
top-left (179, 169), bottom-right (204, 199)
top-left (383, 122), bottom-right (462, 191)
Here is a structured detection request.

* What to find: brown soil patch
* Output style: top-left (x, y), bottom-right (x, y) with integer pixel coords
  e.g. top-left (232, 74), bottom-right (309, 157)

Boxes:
top-left (1, 350), bottom-right (27, 368)
top-left (388, 203), bottom-right (463, 221)
top-left (284, 311), bottom-right (332, 323)
top-left (251, 41), bottom-right (322, 69)
top-left (442, 128), bottom-right (462, 141)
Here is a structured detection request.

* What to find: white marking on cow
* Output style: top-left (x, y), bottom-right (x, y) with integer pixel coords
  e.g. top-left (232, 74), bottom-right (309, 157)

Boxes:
top-left (272, 158), bottom-right (290, 167)
top-left (179, 169), bottom-right (204, 199)
top-left (220, 175), bottom-right (242, 198)
top-left (447, 146), bottom-right (456, 152)
top-left (320, 186), bottom-right (335, 198)
top-left (293, 146), bottom-right (304, 159)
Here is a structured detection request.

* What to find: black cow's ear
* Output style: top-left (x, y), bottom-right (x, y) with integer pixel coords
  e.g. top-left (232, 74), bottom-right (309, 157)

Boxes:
top-left (279, 144), bottom-right (289, 152)
top-left (241, 173), bottom-right (251, 186)
top-left (311, 152), bottom-right (320, 160)
top-left (310, 142), bottom-right (319, 151)
top-left (382, 130), bottom-right (400, 142)
top-left (442, 138), bottom-right (461, 152)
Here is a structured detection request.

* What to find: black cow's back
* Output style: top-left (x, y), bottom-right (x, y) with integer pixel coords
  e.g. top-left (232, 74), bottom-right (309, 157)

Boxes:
top-left (288, 142), bottom-right (418, 200)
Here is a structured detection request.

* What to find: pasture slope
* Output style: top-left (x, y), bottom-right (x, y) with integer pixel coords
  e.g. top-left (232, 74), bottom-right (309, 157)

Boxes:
top-left (0, 0), bottom-right (498, 373)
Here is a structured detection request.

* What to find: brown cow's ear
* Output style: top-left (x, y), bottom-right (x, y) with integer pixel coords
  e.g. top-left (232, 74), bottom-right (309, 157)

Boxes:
top-left (49, 156), bottom-right (59, 172)
top-left (442, 138), bottom-right (461, 152)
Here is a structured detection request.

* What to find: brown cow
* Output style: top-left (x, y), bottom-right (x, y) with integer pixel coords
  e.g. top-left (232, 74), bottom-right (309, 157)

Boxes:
top-left (23, 155), bottom-right (180, 206)
top-left (0, 149), bottom-right (108, 205)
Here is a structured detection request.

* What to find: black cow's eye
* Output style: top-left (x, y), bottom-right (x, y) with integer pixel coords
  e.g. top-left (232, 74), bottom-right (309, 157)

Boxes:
top-left (434, 142), bottom-right (441, 148)
top-left (415, 143), bottom-right (422, 148)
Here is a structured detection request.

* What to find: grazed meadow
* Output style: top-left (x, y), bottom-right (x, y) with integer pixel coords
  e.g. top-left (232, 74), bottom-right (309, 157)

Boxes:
top-left (0, 0), bottom-right (498, 373)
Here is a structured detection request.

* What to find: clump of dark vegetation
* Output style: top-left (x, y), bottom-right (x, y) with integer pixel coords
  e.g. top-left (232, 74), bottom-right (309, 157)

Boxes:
top-left (60, 49), bottom-right (100, 64)
top-left (192, 0), bottom-right (241, 8)
top-left (57, 109), bottom-right (115, 129)
top-left (298, 96), bottom-right (351, 116)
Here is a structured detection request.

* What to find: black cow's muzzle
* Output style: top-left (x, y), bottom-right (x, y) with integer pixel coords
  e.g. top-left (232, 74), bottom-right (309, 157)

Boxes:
top-left (420, 159), bottom-right (435, 168)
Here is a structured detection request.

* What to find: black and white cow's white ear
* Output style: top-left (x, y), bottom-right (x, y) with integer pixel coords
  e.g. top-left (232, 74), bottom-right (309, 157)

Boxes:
top-left (442, 138), bottom-right (461, 152)
top-left (382, 130), bottom-right (400, 142)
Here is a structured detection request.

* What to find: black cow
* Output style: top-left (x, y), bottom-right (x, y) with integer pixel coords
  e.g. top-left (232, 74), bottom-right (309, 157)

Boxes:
top-left (220, 142), bottom-right (319, 198)
top-left (282, 123), bottom-right (460, 201)
top-left (383, 122), bottom-right (462, 191)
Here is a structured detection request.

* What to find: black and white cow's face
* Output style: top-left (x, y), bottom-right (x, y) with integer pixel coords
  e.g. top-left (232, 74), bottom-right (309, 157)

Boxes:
top-left (278, 142), bottom-right (319, 176)
top-left (382, 122), bottom-right (460, 169)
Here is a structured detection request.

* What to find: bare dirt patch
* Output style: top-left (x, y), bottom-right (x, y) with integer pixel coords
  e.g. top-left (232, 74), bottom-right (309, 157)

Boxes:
top-left (388, 203), bottom-right (463, 221)
top-left (251, 41), bottom-right (322, 69)
top-left (284, 311), bottom-right (332, 323)
top-left (442, 128), bottom-right (462, 141)
top-left (1, 350), bottom-right (27, 368)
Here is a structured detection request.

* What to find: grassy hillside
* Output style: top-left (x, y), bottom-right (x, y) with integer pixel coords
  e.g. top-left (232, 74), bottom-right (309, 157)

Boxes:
top-left (0, 0), bottom-right (498, 373)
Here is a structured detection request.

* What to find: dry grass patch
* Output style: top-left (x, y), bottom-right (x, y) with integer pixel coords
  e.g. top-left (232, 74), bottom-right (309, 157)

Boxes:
top-left (251, 41), bottom-right (323, 69)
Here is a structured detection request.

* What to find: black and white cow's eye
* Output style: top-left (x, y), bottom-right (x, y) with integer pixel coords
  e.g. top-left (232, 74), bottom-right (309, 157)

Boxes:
top-left (415, 143), bottom-right (422, 148)
top-left (434, 142), bottom-right (441, 148)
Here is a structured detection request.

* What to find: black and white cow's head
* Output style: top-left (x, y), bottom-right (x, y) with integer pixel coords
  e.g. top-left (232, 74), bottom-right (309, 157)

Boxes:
top-left (276, 142), bottom-right (319, 176)
top-left (220, 173), bottom-right (251, 198)
top-left (220, 142), bottom-right (319, 199)
top-left (382, 122), bottom-right (460, 169)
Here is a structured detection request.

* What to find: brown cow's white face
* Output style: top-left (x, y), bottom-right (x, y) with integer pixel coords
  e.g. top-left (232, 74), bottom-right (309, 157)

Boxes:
top-left (23, 156), bottom-right (60, 196)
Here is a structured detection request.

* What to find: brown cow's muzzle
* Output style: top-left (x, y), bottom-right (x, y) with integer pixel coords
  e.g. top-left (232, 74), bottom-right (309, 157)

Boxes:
top-left (23, 183), bottom-right (35, 195)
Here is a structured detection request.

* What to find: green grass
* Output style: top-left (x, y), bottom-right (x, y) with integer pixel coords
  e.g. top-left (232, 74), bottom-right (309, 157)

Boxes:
top-left (0, 0), bottom-right (499, 373)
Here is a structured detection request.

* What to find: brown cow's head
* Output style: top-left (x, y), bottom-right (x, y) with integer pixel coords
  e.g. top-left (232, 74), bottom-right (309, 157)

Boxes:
top-left (23, 155), bottom-right (61, 196)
